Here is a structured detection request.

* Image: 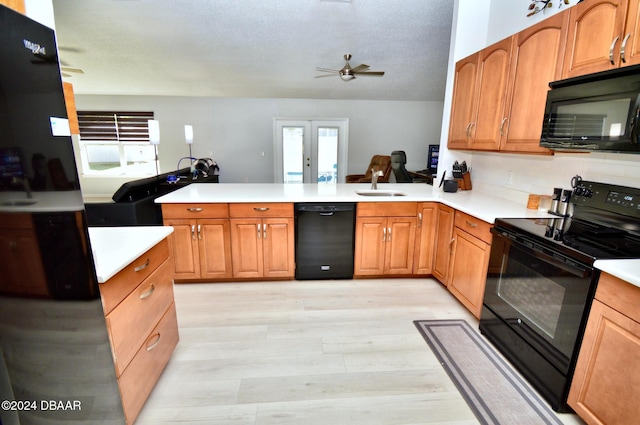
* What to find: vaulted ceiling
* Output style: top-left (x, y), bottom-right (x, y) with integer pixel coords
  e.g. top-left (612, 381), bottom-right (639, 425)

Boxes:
top-left (51, 0), bottom-right (454, 101)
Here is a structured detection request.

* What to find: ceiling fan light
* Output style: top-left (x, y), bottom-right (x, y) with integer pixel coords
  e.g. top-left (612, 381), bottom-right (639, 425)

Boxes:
top-left (339, 71), bottom-right (355, 81)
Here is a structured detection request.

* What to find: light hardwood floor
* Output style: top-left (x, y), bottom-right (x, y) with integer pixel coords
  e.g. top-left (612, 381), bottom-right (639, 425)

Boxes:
top-left (136, 278), bottom-right (585, 425)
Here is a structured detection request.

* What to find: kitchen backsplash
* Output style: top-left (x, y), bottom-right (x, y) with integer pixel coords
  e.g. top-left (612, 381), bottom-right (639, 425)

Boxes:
top-left (469, 151), bottom-right (640, 204)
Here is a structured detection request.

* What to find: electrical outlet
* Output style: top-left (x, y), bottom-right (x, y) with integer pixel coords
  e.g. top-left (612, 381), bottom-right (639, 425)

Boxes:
top-left (506, 170), bottom-right (514, 186)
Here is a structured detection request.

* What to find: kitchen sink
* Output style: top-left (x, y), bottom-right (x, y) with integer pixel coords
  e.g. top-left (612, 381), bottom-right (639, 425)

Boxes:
top-left (355, 190), bottom-right (407, 197)
top-left (0, 200), bottom-right (38, 206)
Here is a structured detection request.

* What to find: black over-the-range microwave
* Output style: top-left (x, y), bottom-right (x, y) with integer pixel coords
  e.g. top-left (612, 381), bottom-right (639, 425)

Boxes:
top-left (540, 64), bottom-right (640, 153)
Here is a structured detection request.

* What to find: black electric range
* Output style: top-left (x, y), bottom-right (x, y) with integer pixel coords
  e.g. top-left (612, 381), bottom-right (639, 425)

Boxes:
top-left (480, 180), bottom-right (640, 412)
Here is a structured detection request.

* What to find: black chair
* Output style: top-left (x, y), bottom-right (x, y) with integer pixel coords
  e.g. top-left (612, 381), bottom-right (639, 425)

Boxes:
top-left (390, 150), bottom-right (414, 183)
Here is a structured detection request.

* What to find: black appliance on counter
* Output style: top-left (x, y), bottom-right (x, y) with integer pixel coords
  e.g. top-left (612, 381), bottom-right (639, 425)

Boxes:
top-left (84, 166), bottom-right (219, 226)
top-left (540, 64), bottom-right (640, 153)
top-left (294, 203), bottom-right (356, 279)
top-left (480, 180), bottom-right (640, 412)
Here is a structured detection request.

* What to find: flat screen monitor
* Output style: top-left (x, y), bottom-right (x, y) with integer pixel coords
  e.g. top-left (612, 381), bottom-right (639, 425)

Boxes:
top-left (427, 145), bottom-right (439, 173)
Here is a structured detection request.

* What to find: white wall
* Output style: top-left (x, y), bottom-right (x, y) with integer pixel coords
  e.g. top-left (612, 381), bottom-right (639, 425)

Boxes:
top-left (440, 0), bottom-right (640, 204)
top-left (76, 95), bottom-right (443, 196)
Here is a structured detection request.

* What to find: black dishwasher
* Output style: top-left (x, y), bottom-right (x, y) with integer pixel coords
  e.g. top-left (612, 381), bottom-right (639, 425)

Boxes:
top-left (294, 203), bottom-right (356, 280)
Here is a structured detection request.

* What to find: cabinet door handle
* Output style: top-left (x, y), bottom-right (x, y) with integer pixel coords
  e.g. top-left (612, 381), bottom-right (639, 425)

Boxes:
top-left (187, 207), bottom-right (203, 212)
top-left (387, 227), bottom-right (392, 242)
top-left (197, 224), bottom-right (202, 240)
top-left (465, 219), bottom-right (478, 228)
top-left (610, 36), bottom-right (620, 64)
top-left (382, 227), bottom-right (386, 242)
top-left (139, 283), bottom-right (155, 300)
top-left (134, 258), bottom-right (150, 272)
top-left (254, 207), bottom-right (270, 212)
top-left (257, 223), bottom-right (261, 239)
top-left (450, 237), bottom-right (455, 251)
top-left (465, 122), bottom-right (472, 138)
top-left (500, 117), bottom-right (508, 137)
top-left (417, 212), bottom-right (422, 228)
top-left (621, 33), bottom-right (632, 63)
top-left (146, 333), bottom-right (161, 351)
top-left (262, 223), bottom-right (267, 239)
top-left (191, 224), bottom-right (196, 240)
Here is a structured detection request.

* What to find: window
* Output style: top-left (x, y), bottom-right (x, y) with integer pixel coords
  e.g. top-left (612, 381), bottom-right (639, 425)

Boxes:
top-left (77, 111), bottom-right (158, 176)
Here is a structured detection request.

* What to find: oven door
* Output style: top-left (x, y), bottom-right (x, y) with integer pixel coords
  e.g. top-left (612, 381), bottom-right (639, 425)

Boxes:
top-left (481, 228), bottom-right (597, 373)
top-left (480, 228), bottom-right (598, 411)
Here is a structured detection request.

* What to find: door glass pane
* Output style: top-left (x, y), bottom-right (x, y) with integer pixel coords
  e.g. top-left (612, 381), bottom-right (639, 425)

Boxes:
top-left (282, 127), bottom-right (303, 183)
top-left (317, 127), bottom-right (338, 184)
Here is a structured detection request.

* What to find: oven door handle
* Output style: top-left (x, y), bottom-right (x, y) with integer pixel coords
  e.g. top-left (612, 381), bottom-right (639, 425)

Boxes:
top-left (493, 228), bottom-right (592, 277)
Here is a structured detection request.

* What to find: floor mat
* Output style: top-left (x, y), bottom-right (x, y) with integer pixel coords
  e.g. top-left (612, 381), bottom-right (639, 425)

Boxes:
top-left (414, 319), bottom-right (563, 425)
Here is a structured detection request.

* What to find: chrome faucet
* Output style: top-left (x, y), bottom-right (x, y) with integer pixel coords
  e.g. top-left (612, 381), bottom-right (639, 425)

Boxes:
top-left (371, 169), bottom-right (384, 190)
top-left (11, 176), bottom-right (33, 199)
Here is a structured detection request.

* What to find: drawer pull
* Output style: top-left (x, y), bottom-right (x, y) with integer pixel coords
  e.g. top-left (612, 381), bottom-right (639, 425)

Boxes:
top-left (139, 284), bottom-right (155, 300)
top-left (133, 258), bottom-right (150, 272)
top-left (146, 333), bottom-right (161, 351)
top-left (465, 220), bottom-right (478, 228)
top-left (187, 207), bottom-right (203, 212)
top-left (254, 207), bottom-right (270, 211)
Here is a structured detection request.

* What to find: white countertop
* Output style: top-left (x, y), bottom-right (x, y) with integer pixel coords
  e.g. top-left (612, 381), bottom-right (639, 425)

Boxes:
top-left (88, 226), bottom-right (174, 283)
top-left (0, 190), bottom-right (84, 212)
top-left (594, 259), bottom-right (640, 288)
top-left (155, 182), bottom-right (551, 224)
top-left (155, 182), bottom-right (640, 287)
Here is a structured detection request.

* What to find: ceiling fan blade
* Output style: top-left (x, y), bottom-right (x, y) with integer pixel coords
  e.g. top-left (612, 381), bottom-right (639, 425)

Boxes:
top-left (354, 71), bottom-right (385, 76)
top-left (314, 74), bottom-right (338, 78)
top-left (350, 64), bottom-right (370, 73)
top-left (315, 67), bottom-right (340, 73)
top-left (61, 67), bottom-right (84, 74)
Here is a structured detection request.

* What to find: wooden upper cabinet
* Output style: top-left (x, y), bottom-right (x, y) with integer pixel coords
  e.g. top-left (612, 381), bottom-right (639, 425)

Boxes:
top-left (448, 38), bottom-right (512, 152)
top-left (472, 37), bottom-right (512, 151)
top-left (448, 53), bottom-right (478, 149)
top-left (501, 11), bottom-right (568, 154)
top-left (562, 0), bottom-right (630, 78)
top-left (63, 82), bottom-right (80, 135)
top-left (0, 0), bottom-right (25, 14)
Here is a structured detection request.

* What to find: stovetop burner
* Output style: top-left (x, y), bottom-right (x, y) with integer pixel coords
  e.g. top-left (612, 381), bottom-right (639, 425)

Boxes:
top-left (496, 180), bottom-right (640, 264)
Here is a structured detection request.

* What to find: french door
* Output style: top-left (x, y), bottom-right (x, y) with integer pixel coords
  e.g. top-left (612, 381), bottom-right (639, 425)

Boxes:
top-left (274, 118), bottom-right (348, 183)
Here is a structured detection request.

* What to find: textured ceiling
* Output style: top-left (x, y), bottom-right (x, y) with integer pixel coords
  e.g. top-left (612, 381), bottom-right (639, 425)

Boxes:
top-left (51, 0), bottom-right (454, 101)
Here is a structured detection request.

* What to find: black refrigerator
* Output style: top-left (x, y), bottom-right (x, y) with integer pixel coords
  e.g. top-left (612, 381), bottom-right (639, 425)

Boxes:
top-left (0, 5), bottom-right (125, 424)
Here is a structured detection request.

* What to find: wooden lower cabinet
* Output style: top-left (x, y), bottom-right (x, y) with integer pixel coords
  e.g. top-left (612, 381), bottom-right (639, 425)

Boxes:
top-left (229, 203), bottom-right (295, 279)
top-left (164, 218), bottom-right (233, 280)
top-left (229, 217), bottom-right (295, 278)
top-left (446, 211), bottom-right (492, 319)
top-left (413, 202), bottom-right (438, 275)
top-left (432, 204), bottom-right (454, 284)
top-left (162, 203), bottom-right (232, 281)
top-left (568, 272), bottom-right (640, 424)
top-left (99, 237), bottom-right (178, 424)
top-left (0, 213), bottom-right (49, 297)
top-left (354, 202), bottom-right (418, 277)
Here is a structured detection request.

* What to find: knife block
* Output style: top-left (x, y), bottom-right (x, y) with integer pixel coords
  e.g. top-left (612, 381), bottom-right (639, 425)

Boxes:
top-left (457, 172), bottom-right (472, 191)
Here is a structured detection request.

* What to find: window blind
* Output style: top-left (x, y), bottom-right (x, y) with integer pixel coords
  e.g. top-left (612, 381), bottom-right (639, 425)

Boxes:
top-left (77, 111), bottom-right (154, 142)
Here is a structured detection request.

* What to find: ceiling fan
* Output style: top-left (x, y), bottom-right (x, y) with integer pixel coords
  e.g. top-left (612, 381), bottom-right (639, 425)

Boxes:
top-left (61, 66), bottom-right (84, 78)
top-left (315, 54), bottom-right (385, 81)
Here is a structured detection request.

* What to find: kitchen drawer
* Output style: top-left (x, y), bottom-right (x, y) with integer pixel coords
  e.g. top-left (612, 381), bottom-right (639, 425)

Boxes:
top-left (596, 272), bottom-right (640, 324)
top-left (118, 302), bottom-right (179, 425)
top-left (106, 259), bottom-right (174, 376)
top-left (161, 203), bottom-right (229, 219)
top-left (229, 203), bottom-right (293, 218)
top-left (356, 202), bottom-right (418, 217)
top-left (454, 211), bottom-right (492, 244)
top-left (0, 213), bottom-right (32, 229)
top-left (99, 238), bottom-right (169, 315)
